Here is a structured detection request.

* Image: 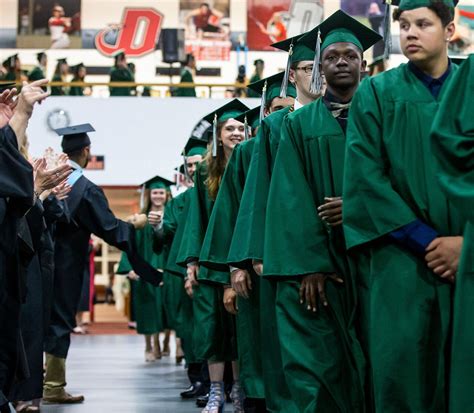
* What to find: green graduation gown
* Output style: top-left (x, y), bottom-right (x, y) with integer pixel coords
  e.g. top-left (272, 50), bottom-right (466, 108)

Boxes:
top-left (69, 77), bottom-right (84, 96)
top-left (109, 67), bottom-right (134, 97)
top-left (343, 63), bottom-right (463, 413)
top-left (28, 66), bottom-right (45, 82)
top-left (117, 223), bottom-right (166, 335)
top-left (264, 98), bottom-right (365, 412)
top-left (199, 139), bottom-right (264, 399)
top-left (50, 74), bottom-right (66, 96)
top-left (228, 107), bottom-right (299, 413)
top-left (177, 163), bottom-right (236, 362)
top-left (430, 55), bottom-right (474, 413)
top-left (176, 67), bottom-right (196, 97)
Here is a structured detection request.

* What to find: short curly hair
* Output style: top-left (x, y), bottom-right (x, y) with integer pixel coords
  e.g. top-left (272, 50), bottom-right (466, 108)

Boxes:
top-left (393, 0), bottom-right (455, 26)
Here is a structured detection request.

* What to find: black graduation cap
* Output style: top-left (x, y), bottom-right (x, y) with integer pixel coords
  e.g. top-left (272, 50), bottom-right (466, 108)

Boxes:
top-left (254, 59), bottom-right (264, 66)
top-left (0, 82), bottom-right (16, 92)
top-left (55, 123), bottom-right (95, 153)
top-left (72, 62), bottom-right (85, 74)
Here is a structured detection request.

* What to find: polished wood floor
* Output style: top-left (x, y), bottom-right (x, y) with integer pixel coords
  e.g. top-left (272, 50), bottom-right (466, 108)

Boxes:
top-left (41, 334), bottom-right (233, 413)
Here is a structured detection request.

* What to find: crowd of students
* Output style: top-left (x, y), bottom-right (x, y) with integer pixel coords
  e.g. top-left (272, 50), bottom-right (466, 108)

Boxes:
top-left (0, 0), bottom-right (473, 412)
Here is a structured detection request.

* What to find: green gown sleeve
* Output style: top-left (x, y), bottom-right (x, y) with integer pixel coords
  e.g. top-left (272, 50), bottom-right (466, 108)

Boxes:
top-left (431, 56), bottom-right (474, 219)
top-left (263, 111), bottom-right (334, 276)
top-left (343, 78), bottom-right (418, 249)
top-left (176, 163), bottom-right (210, 266)
top-left (116, 251), bottom-right (133, 274)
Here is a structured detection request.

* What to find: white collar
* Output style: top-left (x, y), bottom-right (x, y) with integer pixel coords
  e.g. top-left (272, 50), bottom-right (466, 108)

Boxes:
top-left (294, 99), bottom-right (304, 111)
top-left (68, 160), bottom-right (83, 171)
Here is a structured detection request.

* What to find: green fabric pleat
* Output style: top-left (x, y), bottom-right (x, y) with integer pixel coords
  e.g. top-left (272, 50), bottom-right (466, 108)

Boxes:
top-left (177, 286), bottom-right (199, 364)
top-left (343, 63), bottom-right (463, 412)
top-left (430, 55), bottom-right (474, 413)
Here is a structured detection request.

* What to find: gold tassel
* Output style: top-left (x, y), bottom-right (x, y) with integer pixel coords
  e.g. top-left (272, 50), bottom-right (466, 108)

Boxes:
top-left (244, 115), bottom-right (249, 141)
top-left (383, 0), bottom-right (393, 60)
top-left (310, 30), bottom-right (323, 95)
top-left (259, 81), bottom-right (267, 122)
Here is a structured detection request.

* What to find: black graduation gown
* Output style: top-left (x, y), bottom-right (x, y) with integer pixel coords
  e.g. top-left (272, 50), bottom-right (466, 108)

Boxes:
top-left (44, 175), bottom-right (161, 358)
top-left (0, 126), bottom-right (33, 406)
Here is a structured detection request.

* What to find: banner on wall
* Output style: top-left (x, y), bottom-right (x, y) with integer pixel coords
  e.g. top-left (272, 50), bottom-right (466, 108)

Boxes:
top-left (179, 0), bottom-right (232, 60)
top-left (247, 0), bottom-right (324, 51)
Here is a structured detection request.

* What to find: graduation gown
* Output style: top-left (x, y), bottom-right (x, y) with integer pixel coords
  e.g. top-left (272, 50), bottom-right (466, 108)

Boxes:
top-left (27, 66), bottom-right (45, 82)
top-left (0, 125), bottom-right (33, 406)
top-left (177, 163), bottom-right (236, 362)
top-left (44, 175), bottom-right (161, 358)
top-left (69, 77), bottom-right (84, 96)
top-left (109, 67), bottom-right (134, 96)
top-left (264, 98), bottom-right (365, 412)
top-left (175, 68), bottom-right (196, 97)
top-left (117, 223), bottom-right (166, 335)
top-left (343, 63), bottom-right (463, 412)
top-left (156, 189), bottom-right (198, 363)
top-left (50, 74), bottom-right (65, 96)
top-left (200, 139), bottom-right (264, 399)
top-left (227, 108), bottom-right (298, 413)
top-left (430, 55), bottom-right (474, 413)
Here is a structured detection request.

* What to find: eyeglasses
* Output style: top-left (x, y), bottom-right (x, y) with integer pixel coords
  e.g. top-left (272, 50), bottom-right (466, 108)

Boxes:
top-left (294, 65), bottom-right (314, 74)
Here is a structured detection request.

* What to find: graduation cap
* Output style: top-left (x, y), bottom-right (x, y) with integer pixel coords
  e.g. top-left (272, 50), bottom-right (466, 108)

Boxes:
top-left (299, 10), bottom-right (383, 94)
top-left (202, 99), bottom-right (249, 157)
top-left (184, 137), bottom-right (208, 157)
top-left (254, 59), bottom-right (264, 66)
top-left (2, 54), bottom-right (18, 69)
top-left (37, 51), bottom-right (47, 62)
top-left (54, 123), bottom-right (95, 154)
top-left (0, 82), bottom-right (16, 92)
top-left (113, 51), bottom-right (126, 65)
top-left (72, 62), bottom-right (85, 74)
top-left (247, 72), bottom-right (297, 121)
top-left (272, 34), bottom-right (315, 98)
top-left (385, 0), bottom-right (457, 8)
top-left (57, 58), bottom-right (68, 64)
top-left (234, 106), bottom-right (261, 140)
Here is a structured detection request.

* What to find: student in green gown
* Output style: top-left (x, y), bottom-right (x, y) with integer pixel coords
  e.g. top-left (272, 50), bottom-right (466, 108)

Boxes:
top-left (199, 74), bottom-right (296, 412)
top-left (177, 99), bottom-right (249, 413)
top-left (264, 11), bottom-right (382, 412)
top-left (2, 54), bottom-right (21, 83)
top-left (247, 59), bottom-right (265, 97)
top-left (50, 58), bottom-right (69, 96)
top-left (176, 53), bottom-right (197, 97)
top-left (69, 63), bottom-right (87, 96)
top-left (117, 176), bottom-right (173, 362)
top-left (343, 1), bottom-right (463, 411)
top-left (430, 54), bottom-right (474, 413)
top-left (151, 137), bottom-right (210, 398)
top-left (109, 52), bottom-right (134, 97)
top-left (28, 52), bottom-right (47, 82)
top-left (227, 34), bottom-right (319, 413)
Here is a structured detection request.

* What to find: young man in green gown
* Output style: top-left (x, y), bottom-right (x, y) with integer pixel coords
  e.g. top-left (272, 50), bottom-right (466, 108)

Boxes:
top-left (264, 11), bottom-right (381, 412)
top-left (343, 1), bottom-right (463, 411)
top-left (430, 54), bottom-right (474, 413)
top-left (227, 34), bottom-right (320, 413)
top-left (28, 52), bottom-right (47, 82)
top-left (109, 52), bottom-right (135, 97)
top-left (152, 136), bottom-right (209, 399)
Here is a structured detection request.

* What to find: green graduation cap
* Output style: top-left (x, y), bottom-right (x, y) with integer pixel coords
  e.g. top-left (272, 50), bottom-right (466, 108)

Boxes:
top-left (388, 0), bottom-right (457, 9)
top-left (55, 123), bottom-right (95, 154)
top-left (2, 54), bottom-right (18, 69)
top-left (247, 72), bottom-right (297, 121)
top-left (272, 34), bottom-right (315, 98)
top-left (299, 10), bottom-right (383, 94)
top-left (235, 106), bottom-right (261, 140)
top-left (184, 137), bottom-right (208, 157)
top-left (57, 58), bottom-right (68, 64)
top-left (72, 62), bottom-right (85, 75)
top-left (202, 99), bottom-right (249, 157)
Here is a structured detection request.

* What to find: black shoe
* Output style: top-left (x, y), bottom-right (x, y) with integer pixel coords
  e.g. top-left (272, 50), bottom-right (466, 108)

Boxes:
top-left (180, 382), bottom-right (207, 399)
top-left (196, 393), bottom-right (209, 408)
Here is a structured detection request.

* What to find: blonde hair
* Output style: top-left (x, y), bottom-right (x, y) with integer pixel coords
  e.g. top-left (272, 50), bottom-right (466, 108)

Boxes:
top-left (204, 121), bottom-right (227, 200)
top-left (141, 189), bottom-right (172, 214)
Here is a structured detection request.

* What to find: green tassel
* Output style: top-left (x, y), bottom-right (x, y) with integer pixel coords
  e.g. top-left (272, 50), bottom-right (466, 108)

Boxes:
top-left (280, 43), bottom-right (293, 98)
top-left (310, 29), bottom-right (323, 95)
top-left (259, 81), bottom-right (267, 122)
top-left (383, 0), bottom-right (393, 60)
top-left (212, 113), bottom-right (218, 158)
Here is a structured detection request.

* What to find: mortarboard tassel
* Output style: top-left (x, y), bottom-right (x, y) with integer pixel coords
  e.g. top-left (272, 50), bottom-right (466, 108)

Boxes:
top-left (212, 113), bottom-right (218, 158)
top-left (383, 0), bottom-right (393, 60)
top-left (182, 154), bottom-right (190, 181)
top-left (280, 43), bottom-right (293, 98)
top-left (259, 81), bottom-right (267, 122)
top-left (310, 29), bottom-right (323, 95)
top-left (244, 115), bottom-right (249, 141)
top-left (175, 169), bottom-right (181, 190)
top-left (139, 184), bottom-right (145, 210)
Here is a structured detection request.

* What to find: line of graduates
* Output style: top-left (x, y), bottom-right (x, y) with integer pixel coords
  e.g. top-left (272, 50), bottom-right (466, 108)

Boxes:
top-left (0, 78), bottom-right (163, 412)
top-left (141, 1), bottom-right (473, 412)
